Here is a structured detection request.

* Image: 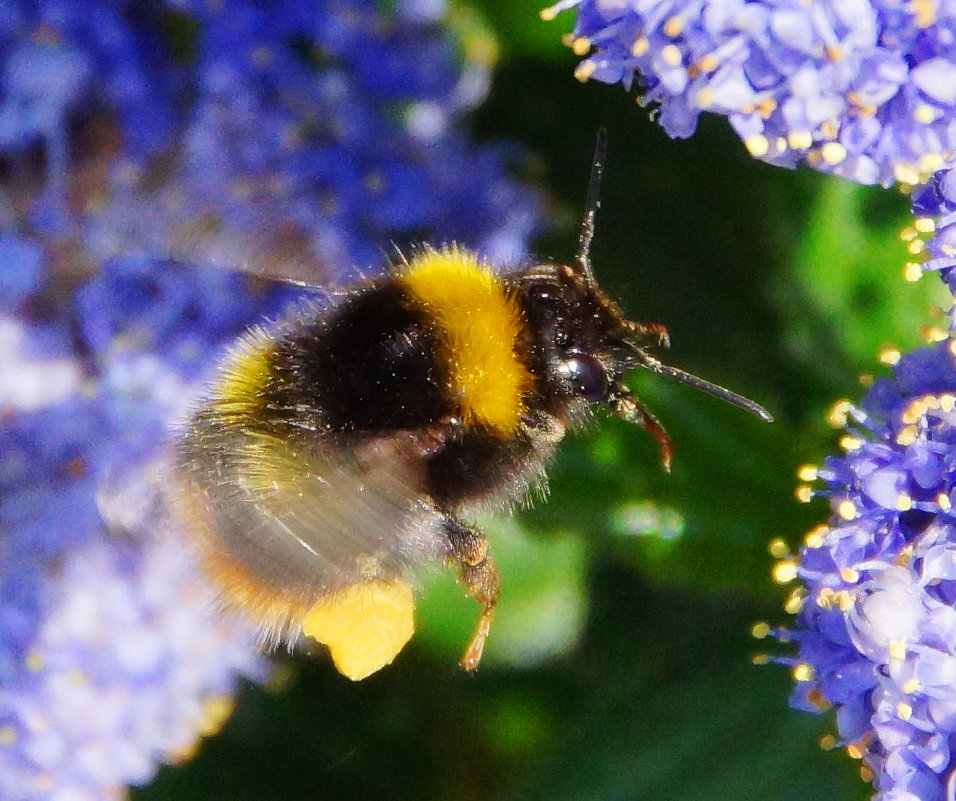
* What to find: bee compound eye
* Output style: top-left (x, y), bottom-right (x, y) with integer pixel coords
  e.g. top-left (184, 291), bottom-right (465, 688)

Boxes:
top-left (557, 354), bottom-right (608, 403)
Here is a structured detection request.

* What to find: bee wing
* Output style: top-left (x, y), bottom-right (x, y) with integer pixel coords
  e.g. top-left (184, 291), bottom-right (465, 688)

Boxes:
top-left (173, 424), bottom-right (448, 639)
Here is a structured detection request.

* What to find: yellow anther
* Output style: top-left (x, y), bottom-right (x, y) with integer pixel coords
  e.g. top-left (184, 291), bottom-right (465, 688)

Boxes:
top-left (792, 663), bottom-right (815, 682)
top-left (788, 131), bottom-right (813, 150)
top-left (828, 399), bottom-right (853, 428)
top-left (914, 217), bottom-right (936, 233)
top-left (784, 588), bottom-right (807, 614)
top-left (696, 53), bottom-right (718, 73)
top-left (840, 435), bottom-right (864, 451)
top-left (837, 499), bottom-right (858, 520)
top-left (795, 485), bottom-right (814, 503)
top-left (914, 103), bottom-right (936, 124)
top-left (663, 15), bottom-right (684, 36)
top-left (896, 426), bottom-right (919, 446)
top-left (804, 527), bottom-right (826, 549)
top-left (25, 653), bottom-right (43, 672)
top-left (834, 591), bottom-right (855, 611)
top-left (797, 464), bottom-right (818, 482)
top-left (904, 262), bottom-right (924, 282)
top-left (820, 734), bottom-right (837, 750)
top-left (908, 239), bottom-right (927, 255)
top-left (768, 538), bottom-right (790, 558)
top-left (902, 677), bottom-right (922, 694)
top-left (661, 44), bottom-right (682, 66)
top-left (752, 653), bottom-right (771, 665)
top-left (744, 134), bottom-right (770, 157)
top-left (900, 225), bottom-right (919, 242)
top-left (920, 324), bottom-right (949, 343)
top-left (572, 36), bottom-right (591, 56)
top-left (921, 153), bottom-right (945, 174)
top-left (888, 640), bottom-right (908, 660)
top-left (574, 62), bottom-right (596, 82)
top-left (751, 621), bottom-right (771, 639)
top-left (539, 5), bottom-right (559, 21)
top-left (939, 492), bottom-right (952, 511)
top-left (895, 163), bottom-right (922, 185)
top-left (773, 560), bottom-right (799, 583)
top-left (896, 494), bottom-right (913, 511)
top-left (632, 36), bottom-right (649, 56)
top-left (846, 742), bottom-right (865, 759)
top-left (878, 346), bottom-right (902, 365)
top-left (839, 567), bottom-right (860, 584)
top-left (897, 701), bottom-right (913, 721)
top-left (820, 141), bottom-right (847, 165)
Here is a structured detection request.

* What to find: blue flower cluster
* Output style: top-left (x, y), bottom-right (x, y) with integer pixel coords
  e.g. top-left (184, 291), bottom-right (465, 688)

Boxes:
top-left (0, 0), bottom-right (540, 795)
top-left (786, 340), bottom-right (956, 800)
top-left (543, 0), bottom-right (956, 186)
top-left (911, 167), bottom-right (956, 298)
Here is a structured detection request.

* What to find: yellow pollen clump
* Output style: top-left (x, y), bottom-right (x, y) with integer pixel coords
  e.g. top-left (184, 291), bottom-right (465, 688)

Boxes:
top-left (837, 499), bottom-right (858, 520)
top-left (820, 141), bottom-right (847, 165)
top-left (661, 44), bottom-right (683, 66)
top-left (795, 485), bottom-right (814, 503)
top-left (902, 677), bottom-right (922, 694)
top-left (752, 654), bottom-right (771, 665)
top-left (539, 5), bottom-right (558, 21)
top-left (915, 217), bottom-right (937, 233)
top-left (938, 492), bottom-right (952, 511)
top-left (197, 695), bottom-right (236, 738)
top-left (751, 622), bottom-right (771, 639)
top-left (895, 163), bottom-right (922, 186)
top-left (896, 426), bottom-right (919, 446)
top-left (816, 588), bottom-right (835, 609)
top-left (788, 131), bottom-right (813, 150)
top-left (572, 36), bottom-right (591, 56)
top-left (914, 104), bottom-right (937, 124)
top-left (878, 346), bottom-right (902, 365)
top-left (819, 734), bottom-right (837, 751)
top-left (744, 134), bottom-right (770, 157)
top-left (820, 120), bottom-right (839, 139)
top-left (950, 339), bottom-right (956, 357)
top-left (840, 435), bottom-right (863, 451)
top-left (825, 44), bottom-right (843, 60)
top-left (632, 36), bottom-right (650, 56)
top-left (768, 538), bottom-right (790, 558)
top-left (697, 53), bottom-right (719, 73)
top-left (804, 528), bottom-right (827, 549)
top-left (839, 566), bottom-right (860, 584)
top-left (663, 15), bottom-right (684, 36)
top-left (834, 590), bottom-right (855, 611)
top-left (897, 702), bottom-right (913, 721)
top-left (846, 742), bottom-right (865, 760)
top-left (792, 663), bottom-right (815, 682)
top-left (796, 464), bottom-right (818, 482)
top-left (784, 588), bottom-right (807, 614)
top-left (773, 560), bottom-right (799, 584)
top-left (828, 399), bottom-right (853, 427)
top-left (25, 653), bottom-right (43, 672)
top-left (302, 579), bottom-right (416, 681)
top-left (911, 0), bottom-right (938, 28)
top-left (888, 640), bottom-right (908, 660)
top-left (900, 225), bottom-right (919, 242)
top-left (921, 153), bottom-right (946, 174)
top-left (904, 262), bottom-right (924, 282)
top-left (907, 239), bottom-right (927, 255)
top-left (574, 62), bottom-right (596, 82)
top-left (896, 494), bottom-right (913, 511)
top-left (940, 393), bottom-right (956, 412)
top-left (860, 765), bottom-right (875, 783)
top-left (920, 324), bottom-right (948, 343)
top-left (696, 87), bottom-right (715, 108)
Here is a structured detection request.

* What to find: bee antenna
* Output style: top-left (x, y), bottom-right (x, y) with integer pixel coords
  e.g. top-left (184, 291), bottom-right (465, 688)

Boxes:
top-left (575, 128), bottom-right (608, 283)
top-left (633, 349), bottom-right (774, 422)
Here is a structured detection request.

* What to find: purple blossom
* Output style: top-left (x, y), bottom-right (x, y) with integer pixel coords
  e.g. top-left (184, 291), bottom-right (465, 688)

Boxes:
top-left (0, 0), bottom-right (542, 795)
top-left (785, 340), bottom-right (956, 800)
top-left (543, 0), bottom-right (956, 186)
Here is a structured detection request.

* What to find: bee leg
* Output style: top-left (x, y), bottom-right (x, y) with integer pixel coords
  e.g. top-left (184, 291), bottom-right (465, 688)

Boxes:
top-left (609, 381), bottom-right (673, 472)
top-left (441, 517), bottom-right (499, 672)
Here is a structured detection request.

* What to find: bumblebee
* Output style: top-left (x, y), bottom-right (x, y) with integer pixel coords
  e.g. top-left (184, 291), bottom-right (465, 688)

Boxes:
top-left (173, 132), bottom-right (771, 680)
